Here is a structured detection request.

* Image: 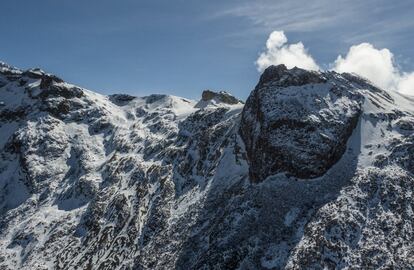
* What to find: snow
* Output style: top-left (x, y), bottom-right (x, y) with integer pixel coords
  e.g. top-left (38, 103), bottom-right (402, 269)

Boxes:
top-left (1, 62), bottom-right (414, 269)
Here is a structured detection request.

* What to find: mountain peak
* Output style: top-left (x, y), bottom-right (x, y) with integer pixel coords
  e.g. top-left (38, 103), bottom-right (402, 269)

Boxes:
top-left (196, 90), bottom-right (242, 108)
top-left (201, 90), bottom-right (241, 104)
top-left (1, 61), bottom-right (414, 269)
top-left (256, 64), bottom-right (326, 89)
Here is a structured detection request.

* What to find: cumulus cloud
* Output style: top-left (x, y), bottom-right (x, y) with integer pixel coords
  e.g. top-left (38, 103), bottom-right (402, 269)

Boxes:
top-left (256, 31), bottom-right (320, 72)
top-left (397, 73), bottom-right (414, 95)
top-left (333, 43), bottom-right (397, 89)
top-left (333, 43), bottom-right (414, 95)
top-left (256, 31), bottom-right (414, 95)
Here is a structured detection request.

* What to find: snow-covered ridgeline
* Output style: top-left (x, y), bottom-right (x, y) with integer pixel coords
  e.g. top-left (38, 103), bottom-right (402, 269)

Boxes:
top-left (0, 62), bottom-right (413, 269)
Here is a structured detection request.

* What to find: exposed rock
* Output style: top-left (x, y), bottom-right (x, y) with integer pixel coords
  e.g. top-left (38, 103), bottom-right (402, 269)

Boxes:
top-left (255, 64), bottom-right (326, 89)
top-left (39, 84), bottom-right (83, 99)
top-left (0, 106), bottom-right (27, 121)
top-left (1, 61), bottom-right (414, 270)
top-left (109, 94), bottom-right (136, 105)
top-left (23, 68), bottom-right (63, 84)
top-left (240, 65), bottom-right (363, 182)
top-left (201, 90), bottom-right (242, 105)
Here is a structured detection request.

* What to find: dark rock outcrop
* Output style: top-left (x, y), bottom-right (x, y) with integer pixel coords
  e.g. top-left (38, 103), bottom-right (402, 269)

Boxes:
top-left (23, 68), bottom-right (63, 84)
top-left (109, 94), bottom-right (136, 105)
top-left (255, 64), bottom-right (326, 89)
top-left (201, 90), bottom-right (242, 105)
top-left (240, 65), bottom-right (364, 182)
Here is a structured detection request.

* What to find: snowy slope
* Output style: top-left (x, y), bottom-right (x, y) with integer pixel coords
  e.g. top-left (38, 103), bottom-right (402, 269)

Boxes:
top-left (0, 62), bottom-right (413, 270)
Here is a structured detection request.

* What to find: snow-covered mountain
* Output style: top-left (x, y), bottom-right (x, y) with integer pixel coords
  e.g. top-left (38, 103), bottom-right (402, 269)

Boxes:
top-left (0, 61), bottom-right (413, 269)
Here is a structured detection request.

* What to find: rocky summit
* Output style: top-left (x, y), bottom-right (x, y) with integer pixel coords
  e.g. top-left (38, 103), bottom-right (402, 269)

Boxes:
top-left (0, 62), bottom-right (414, 269)
top-left (241, 64), bottom-right (364, 181)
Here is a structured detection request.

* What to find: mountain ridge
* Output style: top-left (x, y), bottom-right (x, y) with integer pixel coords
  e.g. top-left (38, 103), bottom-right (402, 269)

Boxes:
top-left (0, 61), bottom-right (413, 269)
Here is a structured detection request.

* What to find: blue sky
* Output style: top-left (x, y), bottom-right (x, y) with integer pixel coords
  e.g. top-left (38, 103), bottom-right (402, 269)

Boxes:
top-left (1, 0), bottom-right (413, 99)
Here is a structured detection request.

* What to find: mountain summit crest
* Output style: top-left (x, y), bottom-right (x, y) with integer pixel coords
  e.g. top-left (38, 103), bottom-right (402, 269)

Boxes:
top-left (0, 61), bottom-right (413, 269)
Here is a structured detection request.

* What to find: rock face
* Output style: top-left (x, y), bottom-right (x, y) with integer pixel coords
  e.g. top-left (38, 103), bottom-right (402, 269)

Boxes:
top-left (1, 61), bottom-right (414, 270)
top-left (199, 90), bottom-right (242, 105)
top-left (240, 65), bottom-right (364, 181)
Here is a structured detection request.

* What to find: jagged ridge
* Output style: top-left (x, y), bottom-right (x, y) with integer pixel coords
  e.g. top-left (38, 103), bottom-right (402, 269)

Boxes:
top-left (0, 62), bottom-right (413, 270)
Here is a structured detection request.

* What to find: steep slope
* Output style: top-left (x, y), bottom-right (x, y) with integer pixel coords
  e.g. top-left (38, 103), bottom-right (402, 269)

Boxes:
top-left (0, 62), bottom-right (413, 269)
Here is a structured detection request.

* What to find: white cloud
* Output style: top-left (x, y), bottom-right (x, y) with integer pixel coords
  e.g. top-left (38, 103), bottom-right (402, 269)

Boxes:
top-left (334, 43), bottom-right (397, 89)
top-left (256, 31), bottom-right (414, 95)
top-left (256, 31), bottom-right (320, 72)
top-left (397, 73), bottom-right (414, 95)
top-left (333, 43), bottom-right (414, 95)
